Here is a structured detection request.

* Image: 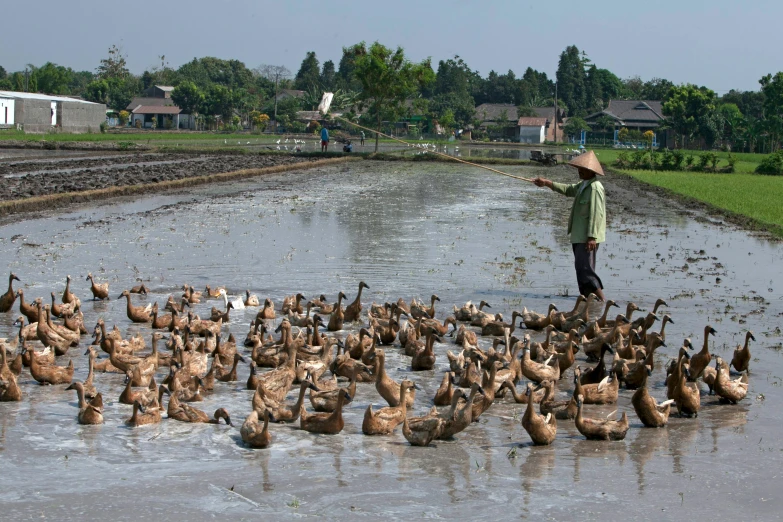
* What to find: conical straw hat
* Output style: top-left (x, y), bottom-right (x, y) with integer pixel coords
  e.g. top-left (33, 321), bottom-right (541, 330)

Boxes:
top-left (568, 150), bottom-right (604, 176)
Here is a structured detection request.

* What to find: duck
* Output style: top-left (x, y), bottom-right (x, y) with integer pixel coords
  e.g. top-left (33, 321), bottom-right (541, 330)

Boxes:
top-left (673, 357), bottom-right (701, 417)
top-left (453, 300), bottom-right (490, 322)
top-left (631, 366), bottom-right (675, 427)
top-left (500, 380), bottom-right (546, 404)
top-left (25, 345), bottom-right (73, 385)
top-left (731, 331), bottom-right (755, 373)
top-left (240, 409), bottom-right (273, 448)
top-left (713, 356), bottom-right (748, 404)
top-left (65, 382), bottom-right (103, 424)
top-left (86, 273), bottom-right (109, 300)
top-left (411, 331), bottom-right (439, 371)
top-left (400, 390), bottom-right (445, 446)
top-left (437, 383), bottom-right (485, 440)
top-left (471, 310), bottom-right (501, 329)
top-left (167, 391), bottom-right (232, 425)
top-left (288, 302), bottom-right (314, 328)
top-left (622, 333), bottom-right (666, 390)
top-left (550, 295), bottom-right (586, 330)
top-left (688, 325), bottom-right (717, 380)
top-left (165, 295), bottom-right (190, 313)
top-left (300, 388), bottom-right (352, 434)
top-left (256, 298), bottom-right (276, 321)
top-left (0, 372), bottom-right (22, 402)
top-left (605, 302), bottom-right (642, 329)
top-left (539, 379), bottom-right (577, 420)
top-left (555, 341), bottom-right (580, 375)
top-left (471, 360), bottom-right (505, 421)
top-left (203, 285), bottom-right (225, 299)
top-left (62, 309), bottom-right (87, 335)
top-left (61, 275), bottom-right (80, 309)
top-left (210, 301), bottom-right (234, 323)
top-left (118, 290), bottom-right (152, 323)
top-left (0, 273), bottom-right (21, 313)
top-left (213, 352), bottom-right (244, 382)
top-left (410, 293), bottom-right (438, 320)
top-left (573, 367), bottom-right (619, 405)
top-left (521, 383), bottom-right (557, 445)
top-left (244, 289), bottom-right (260, 307)
top-left (580, 343), bottom-right (615, 385)
top-left (666, 341), bottom-right (693, 399)
top-left (326, 292), bottom-right (347, 331)
top-left (150, 303), bottom-right (174, 329)
top-left (582, 300), bottom-right (619, 339)
top-left (44, 306), bottom-right (79, 347)
top-left (50, 292), bottom-right (76, 318)
top-left (125, 400), bottom-right (163, 426)
top-left (433, 372), bottom-right (456, 406)
top-left (373, 349), bottom-right (416, 408)
top-left (481, 311), bottom-right (521, 337)
top-left (119, 373), bottom-right (159, 405)
top-left (451, 323), bottom-right (478, 348)
top-left (362, 378), bottom-right (417, 436)
top-left (520, 303), bottom-right (557, 330)
top-left (130, 283), bottom-right (150, 295)
top-left (583, 315), bottom-right (630, 360)
top-left (631, 298), bottom-right (667, 329)
top-left (343, 281), bottom-right (370, 322)
top-left (254, 321), bottom-right (298, 403)
top-left (521, 338), bottom-right (560, 383)
top-left (331, 341), bottom-right (374, 382)
top-left (574, 394), bottom-right (629, 441)
top-left (182, 285), bottom-right (202, 304)
top-left (309, 366), bottom-right (359, 412)
top-left (282, 292), bottom-right (307, 315)
top-left (265, 377), bottom-right (320, 422)
top-left (82, 348), bottom-right (99, 398)
top-left (16, 290), bottom-right (40, 324)
top-left (34, 304), bottom-right (71, 354)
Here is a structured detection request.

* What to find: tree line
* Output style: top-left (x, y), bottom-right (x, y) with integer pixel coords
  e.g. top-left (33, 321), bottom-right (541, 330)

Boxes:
top-left (1, 43), bottom-right (782, 152)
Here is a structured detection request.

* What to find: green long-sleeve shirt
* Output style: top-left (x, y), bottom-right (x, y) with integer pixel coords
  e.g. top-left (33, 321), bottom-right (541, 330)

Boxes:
top-left (550, 178), bottom-right (606, 244)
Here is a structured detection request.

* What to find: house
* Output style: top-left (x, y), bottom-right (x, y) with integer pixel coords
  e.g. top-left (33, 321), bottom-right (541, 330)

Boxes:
top-left (126, 85), bottom-right (193, 129)
top-left (474, 103), bottom-right (519, 138)
top-left (275, 89), bottom-right (305, 102)
top-left (474, 103), bottom-right (565, 141)
top-left (585, 100), bottom-right (670, 146)
top-left (0, 90), bottom-right (106, 133)
top-left (516, 117), bottom-right (547, 144)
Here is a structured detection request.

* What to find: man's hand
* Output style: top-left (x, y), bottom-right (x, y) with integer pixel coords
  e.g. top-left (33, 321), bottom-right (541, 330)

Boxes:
top-left (533, 177), bottom-right (552, 188)
top-left (586, 238), bottom-right (597, 252)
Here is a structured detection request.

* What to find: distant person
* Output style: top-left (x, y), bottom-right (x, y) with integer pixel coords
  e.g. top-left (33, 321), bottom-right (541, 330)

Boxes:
top-left (360, 131), bottom-right (365, 146)
top-left (320, 126), bottom-right (329, 152)
top-left (343, 140), bottom-right (353, 153)
top-left (532, 150), bottom-right (606, 301)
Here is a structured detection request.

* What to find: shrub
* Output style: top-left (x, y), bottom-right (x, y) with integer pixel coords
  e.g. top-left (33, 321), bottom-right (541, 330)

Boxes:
top-left (99, 121), bottom-right (107, 134)
top-left (163, 117), bottom-right (174, 130)
top-left (614, 151), bottom-right (630, 168)
top-left (756, 150), bottom-right (783, 175)
top-left (118, 110), bottom-right (130, 126)
top-left (134, 118), bottom-right (142, 129)
top-left (685, 154), bottom-right (695, 169)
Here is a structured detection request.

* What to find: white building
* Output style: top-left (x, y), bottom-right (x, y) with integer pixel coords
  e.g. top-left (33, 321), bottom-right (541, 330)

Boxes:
top-left (517, 117), bottom-right (547, 144)
top-left (0, 91), bottom-right (107, 133)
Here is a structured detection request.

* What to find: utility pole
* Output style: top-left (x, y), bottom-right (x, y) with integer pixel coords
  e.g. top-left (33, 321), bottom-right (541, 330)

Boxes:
top-left (553, 81), bottom-right (558, 144)
top-left (24, 68), bottom-right (29, 92)
top-left (273, 72), bottom-right (279, 134)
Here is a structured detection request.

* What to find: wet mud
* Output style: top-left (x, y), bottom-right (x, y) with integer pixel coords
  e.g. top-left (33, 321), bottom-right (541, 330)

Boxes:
top-left (0, 159), bottom-right (781, 520)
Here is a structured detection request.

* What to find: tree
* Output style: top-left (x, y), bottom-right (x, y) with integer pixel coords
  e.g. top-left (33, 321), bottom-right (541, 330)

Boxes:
top-left (97, 44), bottom-right (129, 80)
top-left (320, 60), bottom-right (336, 91)
top-left (760, 72), bottom-right (783, 150)
top-left (563, 117), bottom-right (589, 140)
top-left (33, 62), bottom-right (73, 94)
top-left (556, 45), bottom-right (587, 116)
top-left (517, 105), bottom-right (538, 117)
top-left (662, 84), bottom-right (717, 148)
top-left (171, 81), bottom-right (205, 118)
top-left (203, 84), bottom-right (233, 122)
top-left (349, 41), bottom-right (435, 151)
top-left (642, 78), bottom-right (674, 101)
top-left (335, 47), bottom-right (363, 91)
top-left (595, 114), bottom-right (616, 144)
top-left (294, 52), bottom-right (320, 91)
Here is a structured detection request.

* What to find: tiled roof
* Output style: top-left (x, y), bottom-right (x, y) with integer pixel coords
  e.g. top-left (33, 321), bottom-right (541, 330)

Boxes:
top-left (475, 103), bottom-right (518, 122)
top-left (517, 117), bottom-right (548, 126)
top-left (131, 105), bottom-right (182, 115)
top-left (126, 97), bottom-right (176, 110)
top-left (587, 100), bottom-right (664, 124)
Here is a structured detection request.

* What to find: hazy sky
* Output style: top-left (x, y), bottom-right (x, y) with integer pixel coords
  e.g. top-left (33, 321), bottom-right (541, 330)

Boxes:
top-left (2, 0), bottom-right (781, 93)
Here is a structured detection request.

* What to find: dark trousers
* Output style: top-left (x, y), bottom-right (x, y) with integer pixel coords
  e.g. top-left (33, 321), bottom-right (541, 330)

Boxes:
top-left (572, 243), bottom-right (603, 297)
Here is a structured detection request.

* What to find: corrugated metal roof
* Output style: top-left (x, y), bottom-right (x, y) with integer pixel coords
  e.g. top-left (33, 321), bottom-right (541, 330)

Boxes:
top-left (155, 85), bottom-right (175, 91)
top-left (0, 90), bottom-right (101, 105)
top-left (517, 117), bottom-right (547, 126)
top-left (131, 105), bottom-right (182, 115)
top-left (126, 97), bottom-right (176, 110)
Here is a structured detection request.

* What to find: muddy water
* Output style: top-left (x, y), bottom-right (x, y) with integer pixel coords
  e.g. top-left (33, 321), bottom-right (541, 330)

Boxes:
top-left (0, 160), bottom-right (781, 520)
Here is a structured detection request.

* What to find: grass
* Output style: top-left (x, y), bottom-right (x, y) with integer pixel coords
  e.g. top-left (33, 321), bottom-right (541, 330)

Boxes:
top-left (593, 147), bottom-right (766, 174)
top-left (615, 169), bottom-right (783, 236)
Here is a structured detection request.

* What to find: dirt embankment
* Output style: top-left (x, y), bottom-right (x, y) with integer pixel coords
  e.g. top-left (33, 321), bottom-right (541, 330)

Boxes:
top-left (0, 153), bottom-right (319, 201)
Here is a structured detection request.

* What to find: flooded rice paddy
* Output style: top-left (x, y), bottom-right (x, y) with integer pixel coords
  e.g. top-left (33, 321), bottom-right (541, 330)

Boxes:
top-left (0, 158), bottom-right (781, 520)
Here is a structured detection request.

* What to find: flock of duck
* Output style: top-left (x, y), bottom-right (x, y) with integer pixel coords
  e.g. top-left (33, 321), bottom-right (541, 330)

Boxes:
top-left (0, 271), bottom-right (753, 450)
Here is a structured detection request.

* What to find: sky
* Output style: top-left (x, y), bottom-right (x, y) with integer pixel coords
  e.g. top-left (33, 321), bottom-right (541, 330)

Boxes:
top-left (2, 0), bottom-right (781, 93)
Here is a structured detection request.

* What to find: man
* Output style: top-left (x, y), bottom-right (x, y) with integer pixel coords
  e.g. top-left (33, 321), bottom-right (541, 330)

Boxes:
top-left (321, 126), bottom-right (329, 152)
top-left (360, 130), bottom-right (365, 146)
top-left (533, 150), bottom-right (606, 301)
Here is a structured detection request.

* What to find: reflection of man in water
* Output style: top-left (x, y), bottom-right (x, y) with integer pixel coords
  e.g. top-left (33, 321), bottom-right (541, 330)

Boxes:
top-left (532, 151), bottom-right (606, 301)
